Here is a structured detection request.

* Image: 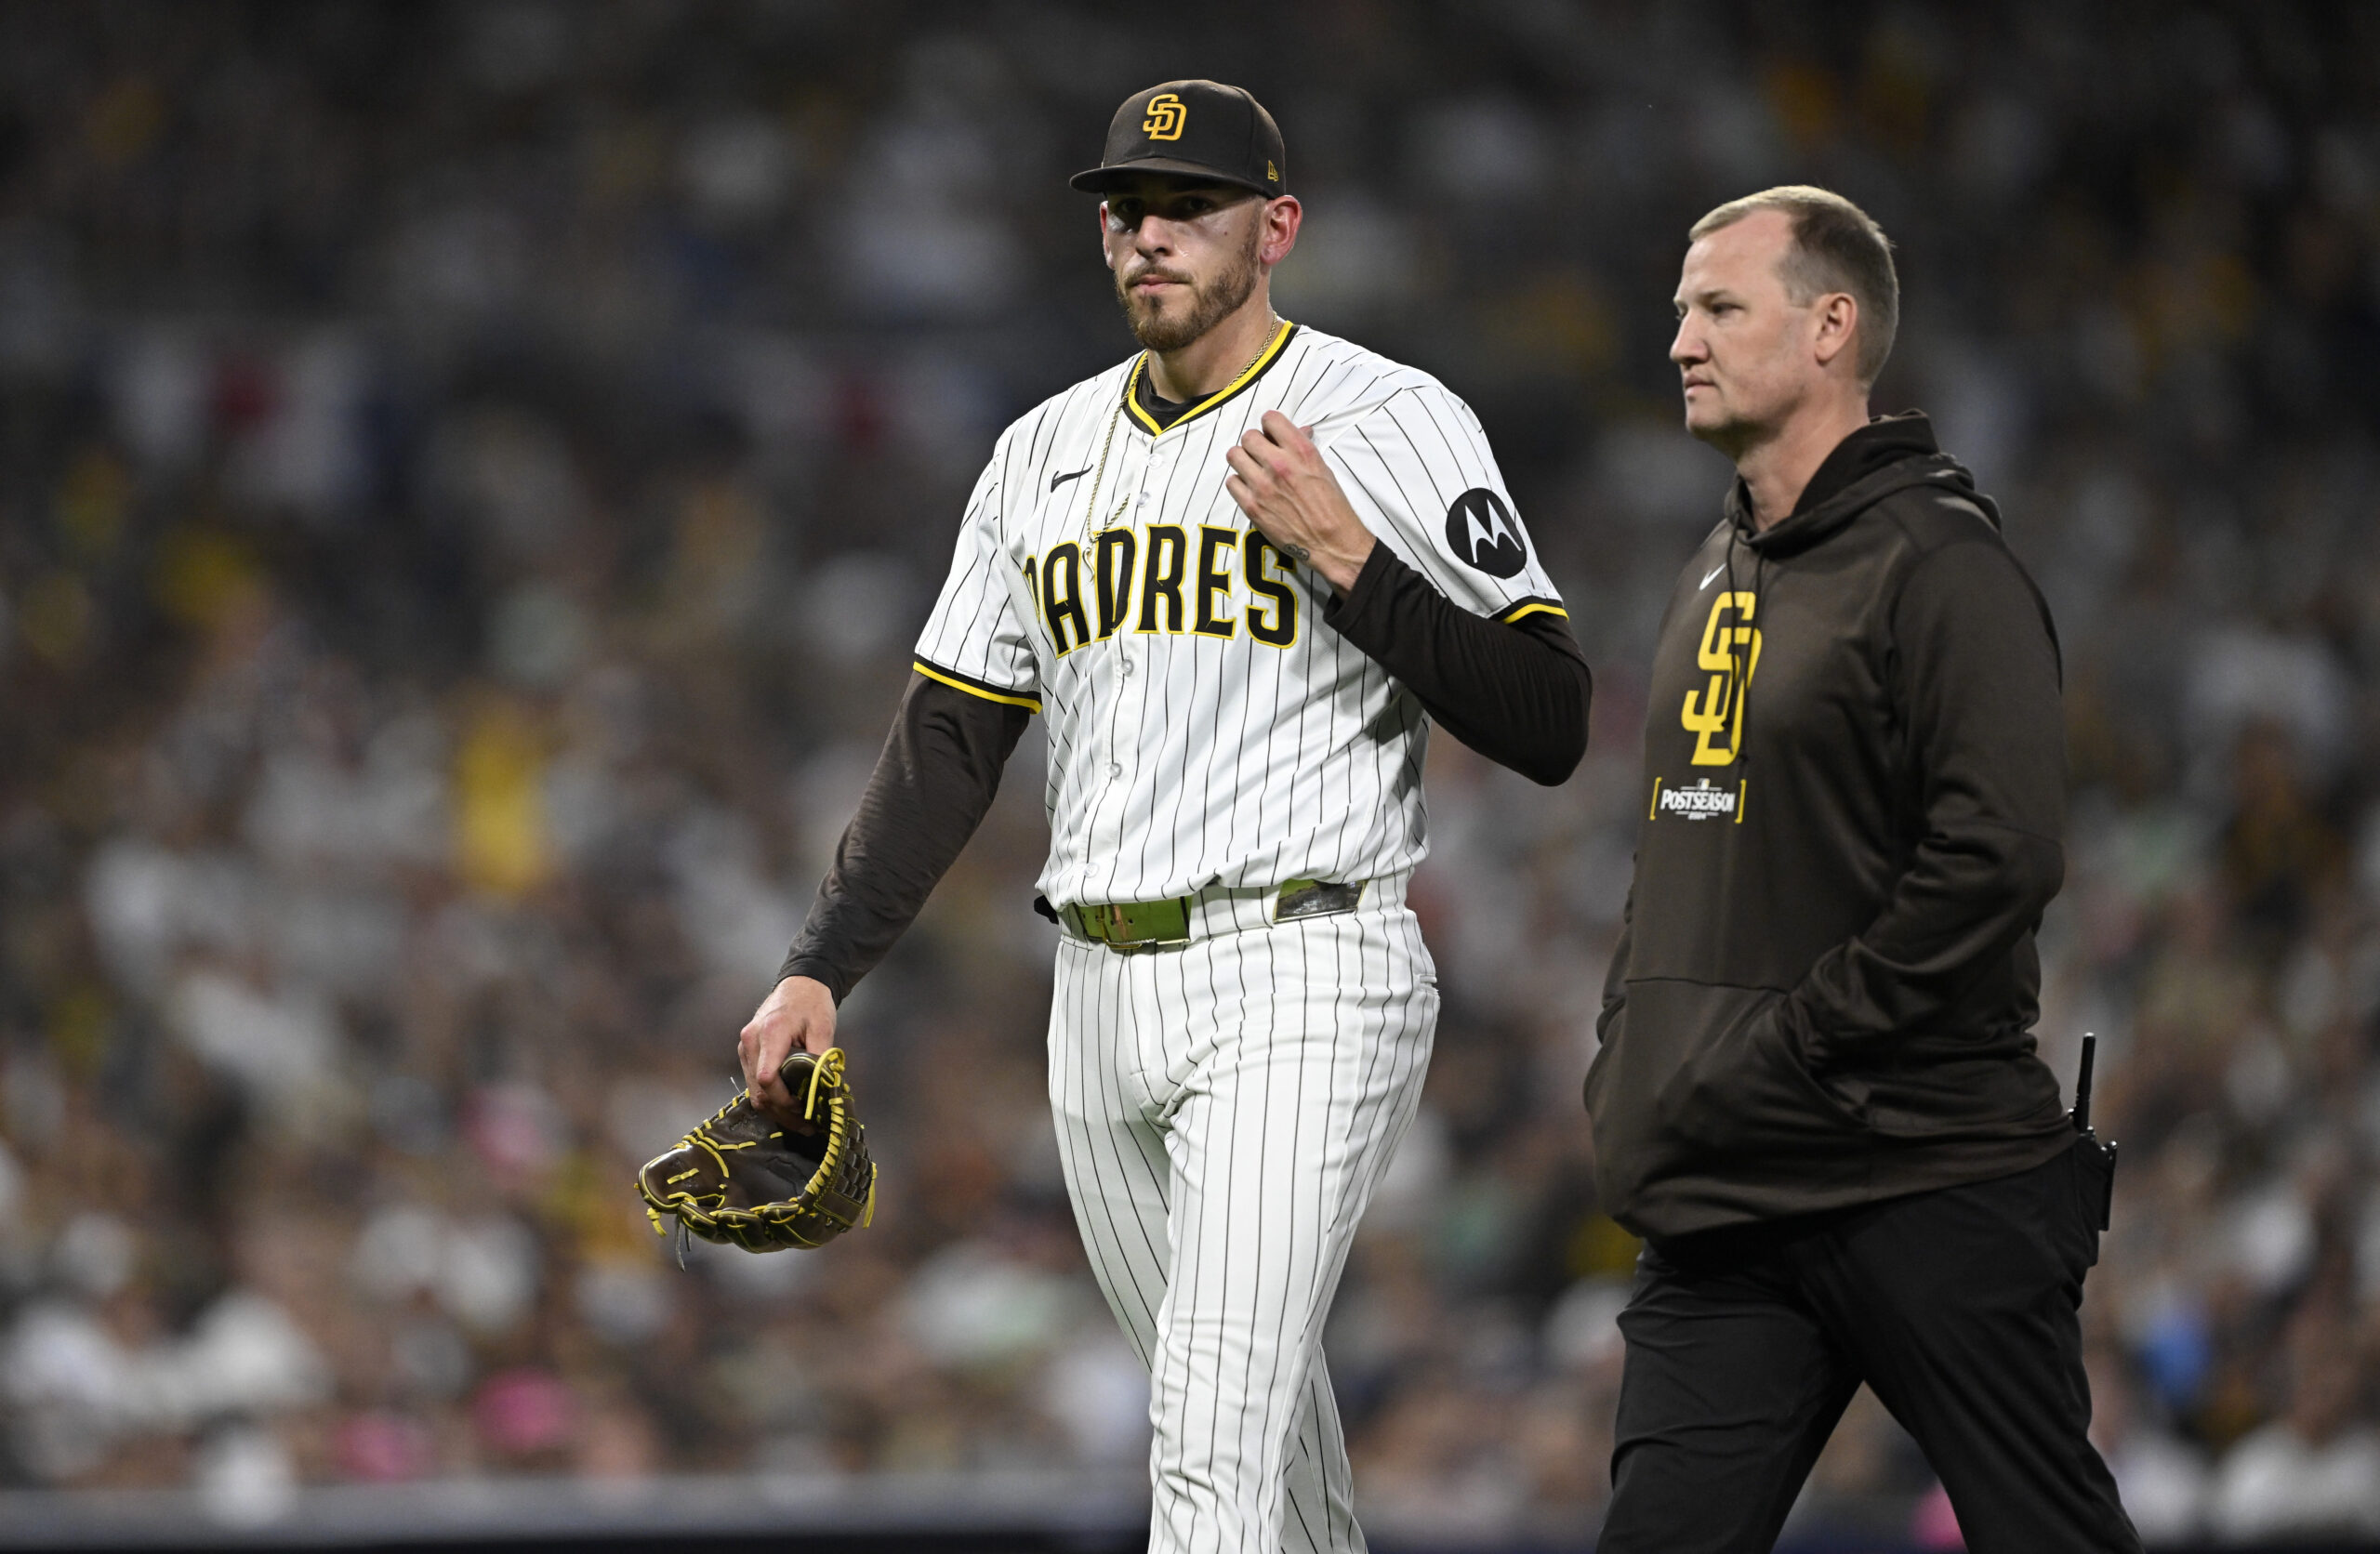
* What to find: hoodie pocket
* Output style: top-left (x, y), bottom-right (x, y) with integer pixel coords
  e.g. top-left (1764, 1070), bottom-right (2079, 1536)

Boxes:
top-left (1659, 994), bottom-right (1870, 1153)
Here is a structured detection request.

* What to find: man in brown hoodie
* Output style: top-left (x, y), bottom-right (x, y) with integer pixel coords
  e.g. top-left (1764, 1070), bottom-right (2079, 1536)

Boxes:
top-left (1585, 188), bottom-right (2137, 1553)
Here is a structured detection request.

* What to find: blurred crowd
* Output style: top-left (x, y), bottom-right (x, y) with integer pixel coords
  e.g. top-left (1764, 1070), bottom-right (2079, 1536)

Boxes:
top-left (2, 1), bottom-right (2378, 1546)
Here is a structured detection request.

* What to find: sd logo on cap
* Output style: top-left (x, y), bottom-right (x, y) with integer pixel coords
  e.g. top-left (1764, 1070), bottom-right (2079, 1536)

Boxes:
top-left (1143, 92), bottom-right (1187, 141)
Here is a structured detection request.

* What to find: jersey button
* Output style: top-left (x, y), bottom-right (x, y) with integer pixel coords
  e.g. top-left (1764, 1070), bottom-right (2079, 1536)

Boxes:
top-left (1108, 763), bottom-right (1123, 780)
top-left (1119, 660), bottom-right (1135, 678)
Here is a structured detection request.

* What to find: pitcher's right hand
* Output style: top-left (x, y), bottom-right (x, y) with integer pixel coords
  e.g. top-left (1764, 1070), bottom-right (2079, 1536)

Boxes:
top-left (739, 975), bottom-right (837, 1111)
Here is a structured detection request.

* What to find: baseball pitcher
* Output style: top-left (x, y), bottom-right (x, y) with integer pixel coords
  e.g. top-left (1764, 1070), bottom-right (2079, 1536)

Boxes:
top-left (739, 80), bottom-right (1591, 1553)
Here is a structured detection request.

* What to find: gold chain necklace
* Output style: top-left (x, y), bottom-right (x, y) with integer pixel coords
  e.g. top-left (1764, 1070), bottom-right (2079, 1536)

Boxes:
top-left (1082, 316), bottom-right (1280, 544)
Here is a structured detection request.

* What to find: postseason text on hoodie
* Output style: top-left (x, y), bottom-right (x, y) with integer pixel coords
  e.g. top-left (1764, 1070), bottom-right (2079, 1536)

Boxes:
top-left (1585, 414), bottom-right (2075, 1241)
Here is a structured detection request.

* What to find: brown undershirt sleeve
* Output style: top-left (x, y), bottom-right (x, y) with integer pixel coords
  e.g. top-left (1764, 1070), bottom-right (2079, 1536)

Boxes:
top-left (1322, 545), bottom-right (1591, 785)
top-left (776, 673), bottom-right (1029, 1004)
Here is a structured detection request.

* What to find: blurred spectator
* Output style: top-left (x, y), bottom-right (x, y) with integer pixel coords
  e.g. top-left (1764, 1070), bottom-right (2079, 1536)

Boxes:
top-left (2208, 1310), bottom-right (2380, 1542)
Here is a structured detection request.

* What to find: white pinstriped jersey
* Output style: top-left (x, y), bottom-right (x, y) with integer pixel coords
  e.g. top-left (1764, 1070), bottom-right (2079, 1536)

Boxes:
top-left (913, 321), bottom-right (1566, 909)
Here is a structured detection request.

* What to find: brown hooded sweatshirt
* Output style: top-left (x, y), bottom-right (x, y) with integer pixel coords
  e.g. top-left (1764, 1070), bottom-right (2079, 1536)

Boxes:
top-left (1585, 414), bottom-right (2074, 1242)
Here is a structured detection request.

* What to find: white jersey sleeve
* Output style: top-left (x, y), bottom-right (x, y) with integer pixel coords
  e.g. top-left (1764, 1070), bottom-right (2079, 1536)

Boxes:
top-left (1319, 381), bottom-right (1564, 624)
top-left (912, 454), bottom-right (1042, 709)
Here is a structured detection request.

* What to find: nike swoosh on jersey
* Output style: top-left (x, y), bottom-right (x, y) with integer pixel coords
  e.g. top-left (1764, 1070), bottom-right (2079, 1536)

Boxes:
top-left (1699, 563), bottom-right (1726, 590)
top-left (1051, 467), bottom-right (1091, 492)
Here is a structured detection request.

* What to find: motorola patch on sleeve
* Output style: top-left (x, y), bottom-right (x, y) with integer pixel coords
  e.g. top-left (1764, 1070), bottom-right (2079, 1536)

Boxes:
top-left (1444, 488), bottom-right (1529, 577)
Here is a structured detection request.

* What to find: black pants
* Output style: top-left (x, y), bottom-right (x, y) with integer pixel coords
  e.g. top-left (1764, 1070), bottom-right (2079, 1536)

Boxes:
top-left (1599, 1139), bottom-right (2139, 1554)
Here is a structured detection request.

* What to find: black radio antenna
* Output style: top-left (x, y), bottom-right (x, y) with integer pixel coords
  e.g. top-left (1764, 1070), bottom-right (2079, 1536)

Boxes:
top-left (2072, 1033), bottom-right (2096, 1134)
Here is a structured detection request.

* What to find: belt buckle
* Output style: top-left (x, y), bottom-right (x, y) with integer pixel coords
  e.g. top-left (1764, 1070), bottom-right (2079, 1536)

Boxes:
top-left (1275, 878), bottom-right (1364, 923)
top-left (1075, 897), bottom-right (1190, 950)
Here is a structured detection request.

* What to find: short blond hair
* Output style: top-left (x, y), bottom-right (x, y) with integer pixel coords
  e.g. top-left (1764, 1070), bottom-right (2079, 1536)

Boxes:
top-left (1690, 186), bottom-right (1898, 382)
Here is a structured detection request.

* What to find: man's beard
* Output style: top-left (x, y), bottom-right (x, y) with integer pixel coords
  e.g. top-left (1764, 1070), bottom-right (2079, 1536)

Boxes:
top-left (1115, 230), bottom-right (1263, 353)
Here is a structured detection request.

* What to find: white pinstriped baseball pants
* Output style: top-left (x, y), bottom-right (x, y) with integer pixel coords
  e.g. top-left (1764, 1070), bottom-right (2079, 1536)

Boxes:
top-left (1048, 882), bottom-right (1437, 1554)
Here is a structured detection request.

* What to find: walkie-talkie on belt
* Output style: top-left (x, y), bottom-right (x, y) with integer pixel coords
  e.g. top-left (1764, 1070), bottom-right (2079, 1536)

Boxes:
top-left (2071, 1034), bottom-right (2118, 1230)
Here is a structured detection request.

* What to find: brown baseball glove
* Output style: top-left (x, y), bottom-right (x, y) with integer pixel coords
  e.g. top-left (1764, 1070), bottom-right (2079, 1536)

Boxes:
top-left (636, 1047), bottom-right (876, 1256)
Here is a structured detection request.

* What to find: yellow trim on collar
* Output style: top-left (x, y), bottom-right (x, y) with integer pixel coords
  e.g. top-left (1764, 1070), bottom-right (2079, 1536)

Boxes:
top-left (1124, 319), bottom-right (1297, 436)
top-left (912, 661), bottom-right (1042, 712)
top-left (1498, 600), bottom-right (1569, 624)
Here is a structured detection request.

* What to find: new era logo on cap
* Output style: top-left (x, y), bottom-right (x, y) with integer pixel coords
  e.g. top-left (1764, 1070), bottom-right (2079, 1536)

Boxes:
top-left (1072, 80), bottom-right (1287, 198)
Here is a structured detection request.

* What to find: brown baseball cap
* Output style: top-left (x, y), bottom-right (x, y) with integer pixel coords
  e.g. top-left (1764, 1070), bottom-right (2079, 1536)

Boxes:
top-left (1070, 80), bottom-right (1288, 198)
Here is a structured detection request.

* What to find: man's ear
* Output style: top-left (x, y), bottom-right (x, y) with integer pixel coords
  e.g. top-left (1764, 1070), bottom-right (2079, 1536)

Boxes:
top-left (1812, 292), bottom-right (1859, 371)
top-left (1259, 195), bottom-right (1303, 269)
top-left (1098, 202), bottom-right (1117, 270)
